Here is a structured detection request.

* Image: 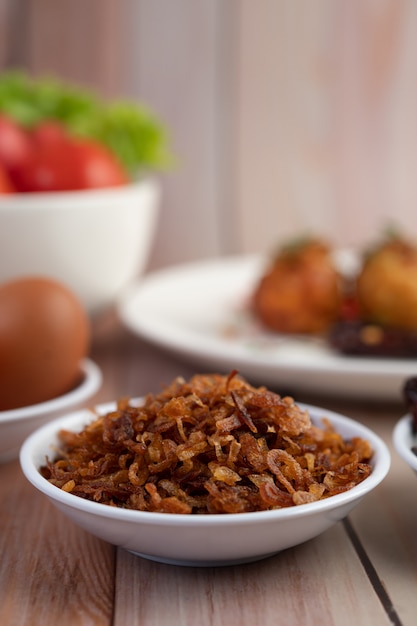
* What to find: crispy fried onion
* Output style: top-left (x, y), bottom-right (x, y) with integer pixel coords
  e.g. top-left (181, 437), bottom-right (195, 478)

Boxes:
top-left (41, 372), bottom-right (373, 515)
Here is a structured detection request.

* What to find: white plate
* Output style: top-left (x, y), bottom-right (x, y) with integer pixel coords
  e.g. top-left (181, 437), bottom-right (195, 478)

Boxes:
top-left (117, 255), bottom-right (417, 402)
top-left (0, 358), bottom-right (102, 463)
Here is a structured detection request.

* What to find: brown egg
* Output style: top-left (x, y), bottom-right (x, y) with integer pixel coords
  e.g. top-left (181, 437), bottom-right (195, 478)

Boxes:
top-left (0, 276), bottom-right (90, 410)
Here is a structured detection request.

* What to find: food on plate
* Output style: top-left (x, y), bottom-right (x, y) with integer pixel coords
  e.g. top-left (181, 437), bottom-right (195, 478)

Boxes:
top-left (0, 276), bottom-right (90, 410)
top-left (329, 320), bottom-right (417, 357)
top-left (0, 71), bottom-right (172, 192)
top-left (330, 234), bottom-right (417, 358)
top-left (356, 234), bottom-right (417, 331)
top-left (41, 371), bottom-right (373, 514)
top-left (252, 238), bottom-right (342, 334)
top-left (251, 231), bottom-right (417, 358)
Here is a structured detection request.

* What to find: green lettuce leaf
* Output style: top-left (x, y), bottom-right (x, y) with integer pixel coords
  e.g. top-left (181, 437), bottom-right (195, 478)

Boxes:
top-left (0, 70), bottom-right (173, 177)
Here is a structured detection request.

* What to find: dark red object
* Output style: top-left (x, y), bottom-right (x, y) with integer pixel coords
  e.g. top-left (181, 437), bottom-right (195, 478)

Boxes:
top-left (0, 115), bottom-right (32, 176)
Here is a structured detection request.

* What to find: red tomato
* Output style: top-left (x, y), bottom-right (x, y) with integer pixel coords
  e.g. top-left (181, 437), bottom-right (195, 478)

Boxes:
top-left (12, 141), bottom-right (80, 192)
top-left (31, 119), bottom-right (70, 148)
top-left (69, 139), bottom-right (128, 189)
top-left (12, 121), bottom-right (79, 193)
top-left (0, 164), bottom-right (15, 193)
top-left (0, 115), bottom-right (32, 174)
top-left (13, 131), bottom-right (128, 192)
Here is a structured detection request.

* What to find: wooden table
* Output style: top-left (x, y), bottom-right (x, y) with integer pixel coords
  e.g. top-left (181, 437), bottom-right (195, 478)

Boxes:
top-left (1, 310), bottom-right (417, 626)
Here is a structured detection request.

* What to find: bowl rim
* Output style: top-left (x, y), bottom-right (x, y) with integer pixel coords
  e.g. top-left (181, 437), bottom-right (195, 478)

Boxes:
top-left (0, 177), bottom-right (159, 209)
top-left (19, 402), bottom-right (391, 527)
top-left (0, 358), bottom-right (102, 424)
top-left (393, 414), bottom-right (417, 471)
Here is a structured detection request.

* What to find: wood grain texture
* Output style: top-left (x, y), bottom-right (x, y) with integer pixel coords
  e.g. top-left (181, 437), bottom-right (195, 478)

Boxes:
top-left (350, 412), bottom-right (417, 626)
top-left (123, 0), bottom-right (237, 267)
top-left (0, 461), bottom-right (115, 626)
top-left (113, 526), bottom-right (388, 626)
top-left (236, 1), bottom-right (417, 255)
top-left (26, 0), bottom-right (125, 96)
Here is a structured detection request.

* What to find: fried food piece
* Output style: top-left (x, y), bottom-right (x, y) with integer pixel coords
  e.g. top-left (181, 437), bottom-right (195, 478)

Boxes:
top-left (252, 238), bottom-right (342, 334)
top-left (356, 235), bottom-right (417, 330)
top-left (40, 372), bottom-right (373, 514)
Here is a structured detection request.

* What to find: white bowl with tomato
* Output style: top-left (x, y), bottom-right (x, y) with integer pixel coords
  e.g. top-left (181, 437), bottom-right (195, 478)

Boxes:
top-left (0, 72), bottom-right (171, 315)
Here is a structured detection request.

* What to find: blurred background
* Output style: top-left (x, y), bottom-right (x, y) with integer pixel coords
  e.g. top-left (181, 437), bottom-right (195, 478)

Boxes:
top-left (1, 0), bottom-right (416, 269)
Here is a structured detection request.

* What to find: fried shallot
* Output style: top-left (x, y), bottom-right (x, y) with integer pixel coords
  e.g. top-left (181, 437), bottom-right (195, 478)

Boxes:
top-left (41, 372), bottom-right (373, 515)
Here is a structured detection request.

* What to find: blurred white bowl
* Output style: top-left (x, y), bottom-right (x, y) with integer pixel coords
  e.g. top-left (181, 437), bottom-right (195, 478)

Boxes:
top-left (393, 414), bottom-right (417, 472)
top-left (0, 358), bottom-right (101, 463)
top-left (0, 179), bottom-right (160, 315)
top-left (20, 402), bottom-right (390, 567)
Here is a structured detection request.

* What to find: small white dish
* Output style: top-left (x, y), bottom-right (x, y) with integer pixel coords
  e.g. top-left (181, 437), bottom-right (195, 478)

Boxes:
top-left (20, 402), bottom-right (390, 567)
top-left (393, 414), bottom-right (417, 472)
top-left (0, 358), bottom-right (101, 463)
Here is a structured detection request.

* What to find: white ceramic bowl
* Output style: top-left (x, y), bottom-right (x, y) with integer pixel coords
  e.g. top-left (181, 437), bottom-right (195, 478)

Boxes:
top-left (0, 179), bottom-right (160, 315)
top-left (393, 414), bottom-right (417, 472)
top-left (0, 358), bottom-right (101, 463)
top-left (20, 402), bottom-right (390, 567)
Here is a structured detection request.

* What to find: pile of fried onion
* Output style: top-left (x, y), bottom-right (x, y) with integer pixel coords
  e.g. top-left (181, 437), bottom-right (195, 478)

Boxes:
top-left (41, 371), bottom-right (373, 514)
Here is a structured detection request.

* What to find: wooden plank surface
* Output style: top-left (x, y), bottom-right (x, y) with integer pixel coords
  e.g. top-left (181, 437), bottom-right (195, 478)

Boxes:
top-left (1, 312), bottom-right (414, 626)
top-left (113, 525), bottom-right (389, 626)
top-left (349, 413), bottom-right (417, 626)
top-left (0, 460), bottom-right (114, 626)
